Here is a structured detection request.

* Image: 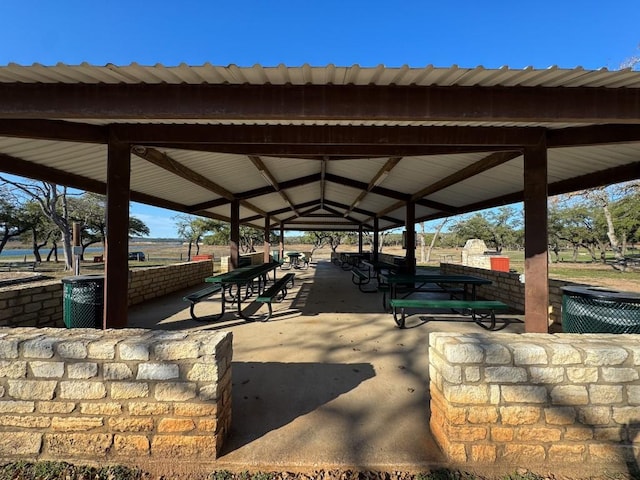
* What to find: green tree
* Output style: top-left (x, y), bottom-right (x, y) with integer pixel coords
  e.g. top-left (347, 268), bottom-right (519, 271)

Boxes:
top-left (0, 187), bottom-right (31, 255)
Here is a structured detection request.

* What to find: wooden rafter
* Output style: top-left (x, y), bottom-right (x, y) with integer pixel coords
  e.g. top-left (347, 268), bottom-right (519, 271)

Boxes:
top-left (346, 157), bottom-right (402, 215)
top-left (248, 155), bottom-right (299, 215)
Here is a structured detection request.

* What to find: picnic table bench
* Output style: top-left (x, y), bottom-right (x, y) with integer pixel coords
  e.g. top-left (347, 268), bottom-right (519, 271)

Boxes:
top-left (351, 264), bottom-right (377, 293)
top-left (389, 298), bottom-right (508, 330)
top-left (183, 284), bottom-right (223, 321)
top-left (0, 261), bottom-right (38, 272)
top-left (255, 273), bottom-right (296, 321)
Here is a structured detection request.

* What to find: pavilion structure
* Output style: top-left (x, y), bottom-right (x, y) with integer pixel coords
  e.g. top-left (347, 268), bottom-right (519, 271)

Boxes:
top-left (0, 63), bottom-right (639, 332)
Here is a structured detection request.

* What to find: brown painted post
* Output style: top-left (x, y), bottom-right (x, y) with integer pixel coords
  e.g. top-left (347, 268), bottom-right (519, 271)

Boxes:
top-left (358, 225), bottom-right (364, 254)
top-left (373, 217), bottom-right (379, 262)
top-left (263, 215), bottom-right (271, 263)
top-left (405, 201), bottom-right (416, 275)
top-left (524, 142), bottom-right (550, 333)
top-left (104, 140), bottom-right (130, 329)
top-left (279, 223), bottom-right (285, 261)
top-left (230, 200), bottom-right (240, 270)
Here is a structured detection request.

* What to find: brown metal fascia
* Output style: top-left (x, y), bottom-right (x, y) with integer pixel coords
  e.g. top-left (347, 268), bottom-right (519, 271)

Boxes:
top-left (3, 83), bottom-right (640, 123)
top-left (0, 119), bottom-right (107, 143)
top-left (547, 124), bottom-right (640, 147)
top-left (188, 197), bottom-right (230, 212)
top-left (146, 143), bottom-right (520, 157)
top-left (113, 124), bottom-right (543, 147)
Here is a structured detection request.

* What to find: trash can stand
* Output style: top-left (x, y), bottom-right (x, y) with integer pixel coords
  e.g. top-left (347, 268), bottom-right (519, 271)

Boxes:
top-left (61, 274), bottom-right (105, 328)
top-left (561, 286), bottom-right (640, 334)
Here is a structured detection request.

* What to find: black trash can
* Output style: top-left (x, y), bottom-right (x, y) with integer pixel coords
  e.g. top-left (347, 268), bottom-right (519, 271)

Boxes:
top-left (62, 274), bottom-right (104, 328)
top-left (562, 286), bottom-right (640, 334)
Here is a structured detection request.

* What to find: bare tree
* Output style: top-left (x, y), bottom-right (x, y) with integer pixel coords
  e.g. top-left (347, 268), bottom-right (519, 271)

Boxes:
top-left (0, 178), bottom-right (74, 270)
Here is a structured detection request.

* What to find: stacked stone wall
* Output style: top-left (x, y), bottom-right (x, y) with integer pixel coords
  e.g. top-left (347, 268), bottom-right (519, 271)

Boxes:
top-left (441, 263), bottom-right (577, 326)
top-left (429, 332), bottom-right (640, 472)
top-left (0, 262), bottom-right (213, 328)
top-left (0, 327), bottom-right (232, 466)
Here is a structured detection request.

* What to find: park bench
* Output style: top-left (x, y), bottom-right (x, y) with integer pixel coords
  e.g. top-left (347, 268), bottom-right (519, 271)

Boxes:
top-left (0, 261), bottom-right (38, 272)
top-left (254, 273), bottom-right (296, 321)
top-left (389, 298), bottom-right (508, 330)
top-left (183, 284), bottom-right (223, 321)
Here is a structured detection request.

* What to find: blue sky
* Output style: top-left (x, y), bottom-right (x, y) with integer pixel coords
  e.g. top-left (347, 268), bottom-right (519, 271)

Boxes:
top-left (1, 1), bottom-right (639, 237)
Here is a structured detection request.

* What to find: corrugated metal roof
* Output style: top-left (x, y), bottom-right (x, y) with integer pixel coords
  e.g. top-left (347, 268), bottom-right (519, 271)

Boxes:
top-left (2, 63), bottom-right (640, 88)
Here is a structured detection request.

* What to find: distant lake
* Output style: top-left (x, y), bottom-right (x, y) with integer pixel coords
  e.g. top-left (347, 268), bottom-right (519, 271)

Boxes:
top-left (0, 247), bottom-right (104, 258)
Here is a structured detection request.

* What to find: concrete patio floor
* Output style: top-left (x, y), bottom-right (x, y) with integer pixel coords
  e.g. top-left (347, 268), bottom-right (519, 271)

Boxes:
top-left (128, 259), bottom-right (526, 473)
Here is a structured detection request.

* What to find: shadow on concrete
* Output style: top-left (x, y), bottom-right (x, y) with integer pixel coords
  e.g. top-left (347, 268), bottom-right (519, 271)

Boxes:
top-left (221, 361), bottom-right (376, 454)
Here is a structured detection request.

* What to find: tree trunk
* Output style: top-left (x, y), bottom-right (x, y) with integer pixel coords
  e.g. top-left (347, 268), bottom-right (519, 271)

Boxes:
top-left (602, 203), bottom-right (623, 259)
top-left (426, 219), bottom-right (448, 264)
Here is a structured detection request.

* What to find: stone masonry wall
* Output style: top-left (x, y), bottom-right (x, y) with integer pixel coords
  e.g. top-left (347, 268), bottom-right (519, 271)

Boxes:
top-left (0, 261), bottom-right (213, 328)
top-left (0, 327), bottom-right (232, 465)
top-left (441, 263), bottom-right (577, 326)
top-left (429, 332), bottom-right (640, 473)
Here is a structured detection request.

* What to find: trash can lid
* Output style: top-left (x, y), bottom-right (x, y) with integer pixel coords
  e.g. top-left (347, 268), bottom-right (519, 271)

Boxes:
top-left (61, 274), bottom-right (105, 284)
top-left (561, 285), bottom-right (640, 302)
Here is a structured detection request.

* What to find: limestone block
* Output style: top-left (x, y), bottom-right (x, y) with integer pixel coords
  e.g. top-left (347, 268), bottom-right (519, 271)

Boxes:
top-left (157, 418), bottom-right (196, 432)
top-left (501, 444), bottom-right (546, 463)
top-left (467, 406), bottom-right (499, 424)
top-left (483, 343), bottom-right (512, 364)
top-left (0, 360), bottom-right (27, 378)
top-left (197, 418), bottom-right (218, 432)
top-left (128, 402), bottom-right (170, 416)
top-left (550, 385), bottom-right (589, 405)
top-left (512, 343), bottom-right (547, 365)
top-left (588, 385), bottom-right (623, 404)
top-left (57, 341), bottom-right (88, 359)
top-left (548, 444), bottom-right (585, 463)
top-left (109, 417), bottom-right (154, 432)
top-left (45, 433), bottom-right (113, 457)
top-left (30, 361), bottom-right (64, 378)
top-left (151, 434), bottom-right (218, 458)
top-left (491, 426), bottom-right (514, 442)
top-left (601, 367), bottom-right (639, 383)
top-left (549, 344), bottom-right (581, 365)
top-left (544, 406), bottom-right (576, 425)
top-left (471, 444), bottom-right (497, 463)
top-left (113, 434), bottom-right (150, 456)
top-left (0, 339), bottom-right (20, 359)
top-left (8, 380), bottom-right (56, 400)
top-left (443, 384), bottom-right (489, 404)
top-left (577, 406), bottom-right (612, 425)
top-left (154, 340), bottom-right (200, 360)
top-left (566, 367), bottom-right (598, 383)
top-left (584, 346), bottom-right (628, 366)
top-left (528, 367), bottom-right (564, 384)
top-left (80, 402), bottom-right (122, 415)
top-left (187, 362), bottom-right (219, 382)
top-left (22, 337), bottom-right (57, 358)
top-left (629, 385), bottom-right (640, 405)
top-left (484, 366), bottom-right (527, 383)
top-left (38, 402), bottom-right (75, 414)
top-left (51, 416), bottom-right (104, 431)
top-left (104, 363), bottom-right (134, 380)
top-left (111, 382), bottom-right (149, 400)
top-left (500, 406), bottom-right (541, 425)
top-left (119, 341), bottom-right (150, 361)
top-left (67, 362), bottom-right (98, 379)
top-left (173, 403), bottom-right (217, 417)
top-left (501, 385), bottom-right (548, 403)
top-left (155, 382), bottom-right (197, 401)
top-left (516, 426), bottom-right (561, 442)
top-left (0, 414), bottom-right (51, 428)
top-left (444, 343), bottom-right (484, 364)
top-left (137, 363), bottom-right (179, 380)
top-left (87, 340), bottom-right (117, 360)
top-left (464, 366), bottom-right (481, 382)
top-left (0, 432), bottom-right (41, 455)
top-left (60, 381), bottom-right (106, 400)
top-left (564, 426), bottom-right (594, 441)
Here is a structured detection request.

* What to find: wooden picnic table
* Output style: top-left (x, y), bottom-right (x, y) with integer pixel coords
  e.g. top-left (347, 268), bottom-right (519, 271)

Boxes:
top-left (205, 261), bottom-right (280, 321)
